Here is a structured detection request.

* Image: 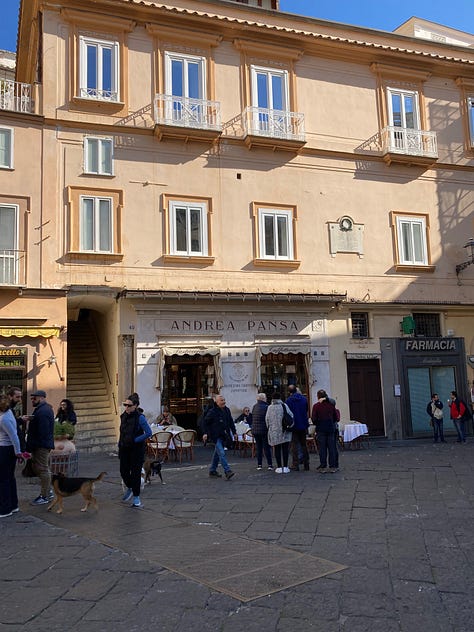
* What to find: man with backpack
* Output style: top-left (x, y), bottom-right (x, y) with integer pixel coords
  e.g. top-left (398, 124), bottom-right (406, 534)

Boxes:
top-left (448, 391), bottom-right (470, 443)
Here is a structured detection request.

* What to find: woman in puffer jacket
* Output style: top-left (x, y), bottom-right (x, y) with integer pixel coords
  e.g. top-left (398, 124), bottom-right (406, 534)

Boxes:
top-left (265, 392), bottom-right (293, 474)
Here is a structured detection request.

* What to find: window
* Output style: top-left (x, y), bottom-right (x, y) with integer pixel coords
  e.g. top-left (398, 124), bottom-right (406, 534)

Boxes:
top-left (169, 200), bottom-right (208, 256)
top-left (412, 313), bottom-right (441, 337)
top-left (80, 196), bottom-right (113, 252)
top-left (0, 204), bottom-right (19, 284)
top-left (351, 313), bottom-right (369, 339)
top-left (259, 208), bottom-right (293, 259)
top-left (251, 66), bottom-right (289, 136)
top-left (468, 97), bottom-right (474, 146)
top-left (387, 87), bottom-right (422, 152)
top-left (164, 52), bottom-right (206, 125)
top-left (0, 127), bottom-right (13, 169)
top-left (84, 137), bottom-right (113, 175)
top-left (79, 36), bottom-right (119, 101)
top-left (395, 215), bottom-right (428, 266)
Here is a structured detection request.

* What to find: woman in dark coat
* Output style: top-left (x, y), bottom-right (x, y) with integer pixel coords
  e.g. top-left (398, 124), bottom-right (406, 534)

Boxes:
top-left (251, 393), bottom-right (273, 470)
top-left (55, 399), bottom-right (77, 426)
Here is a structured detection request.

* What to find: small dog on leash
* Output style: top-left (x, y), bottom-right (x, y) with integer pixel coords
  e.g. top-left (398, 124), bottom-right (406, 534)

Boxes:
top-left (48, 471), bottom-right (106, 514)
top-left (143, 458), bottom-right (164, 485)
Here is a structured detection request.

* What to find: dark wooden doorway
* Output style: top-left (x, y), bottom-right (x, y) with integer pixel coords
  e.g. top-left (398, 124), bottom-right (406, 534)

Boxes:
top-left (347, 359), bottom-right (385, 436)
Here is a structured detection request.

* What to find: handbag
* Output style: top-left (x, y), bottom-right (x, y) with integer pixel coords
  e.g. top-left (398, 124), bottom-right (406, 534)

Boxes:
top-left (281, 403), bottom-right (294, 432)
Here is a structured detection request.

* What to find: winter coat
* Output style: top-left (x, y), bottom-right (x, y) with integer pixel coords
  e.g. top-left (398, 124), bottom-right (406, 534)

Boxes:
top-left (285, 392), bottom-right (309, 431)
top-left (311, 399), bottom-right (338, 433)
top-left (449, 398), bottom-right (469, 421)
top-left (251, 400), bottom-right (269, 435)
top-left (426, 400), bottom-right (443, 420)
top-left (26, 401), bottom-right (55, 451)
top-left (235, 412), bottom-right (253, 427)
top-left (203, 404), bottom-right (236, 443)
top-left (265, 399), bottom-right (293, 447)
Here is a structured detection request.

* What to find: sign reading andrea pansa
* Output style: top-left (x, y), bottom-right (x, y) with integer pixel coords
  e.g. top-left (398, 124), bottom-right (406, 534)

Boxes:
top-left (157, 317), bottom-right (318, 334)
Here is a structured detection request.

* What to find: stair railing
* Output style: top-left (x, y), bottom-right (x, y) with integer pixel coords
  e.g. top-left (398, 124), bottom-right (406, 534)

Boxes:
top-left (89, 320), bottom-right (118, 416)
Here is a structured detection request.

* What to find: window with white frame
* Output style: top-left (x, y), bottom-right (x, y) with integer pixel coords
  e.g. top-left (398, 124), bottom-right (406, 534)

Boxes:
top-left (169, 200), bottom-right (208, 256)
top-left (258, 207), bottom-right (293, 260)
top-left (396, 215), bottom-right (428, 266)
top-left (387, 88), bottom-right (420, 130)
top-left (80, 196), bottom-right (113, 252)
top-left (0, 127), bottom-right (13, 169)
top-left (468, 97), bottom-right (474, 146)
top-left (79, 36), bottom-right (119, 101)
top-left (0, 204), bottom-right (19, 284)
top-left (164, 52), bottom-right (206, 125)
top-left (84, 137), bottom-right (113, 175)
top-left (251, 66), bottom-right (289, 135)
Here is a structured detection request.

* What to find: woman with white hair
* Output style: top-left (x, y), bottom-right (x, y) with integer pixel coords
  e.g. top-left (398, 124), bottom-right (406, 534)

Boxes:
top-left (251, 393), bottom-right (273, 471)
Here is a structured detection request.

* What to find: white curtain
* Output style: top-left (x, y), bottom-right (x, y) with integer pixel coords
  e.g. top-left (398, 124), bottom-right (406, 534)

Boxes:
top-left (255, 344), bottom-right (313, 388)
top-left (155, 346), bottom-right (222, 391)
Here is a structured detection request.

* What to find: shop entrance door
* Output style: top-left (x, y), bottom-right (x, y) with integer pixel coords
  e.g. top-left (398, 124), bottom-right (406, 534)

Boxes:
top-left (347, 359), bottom-right (385, 436)
top-left (259, 353), bottom-right (308, 402)
top-left (163, 354), bottom-right (215, 429)
top-left (407, 366), bottom-right (456, 435)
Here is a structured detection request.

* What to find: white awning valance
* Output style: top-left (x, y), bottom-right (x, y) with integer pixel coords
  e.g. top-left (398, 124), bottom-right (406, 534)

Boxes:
top-left (155, 346), bottom-right (223, 391)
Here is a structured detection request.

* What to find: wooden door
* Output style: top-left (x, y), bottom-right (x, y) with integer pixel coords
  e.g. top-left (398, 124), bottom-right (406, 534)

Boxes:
top-left (347, 359), bottom-right (385, 436)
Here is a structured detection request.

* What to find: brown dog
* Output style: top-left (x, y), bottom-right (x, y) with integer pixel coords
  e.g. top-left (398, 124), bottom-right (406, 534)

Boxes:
top-left (143, 458), bottom-right (163, 485)
top-left (48, 472), bottom-right (106, 514)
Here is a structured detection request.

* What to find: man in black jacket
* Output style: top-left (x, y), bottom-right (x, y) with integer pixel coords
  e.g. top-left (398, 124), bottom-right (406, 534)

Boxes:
top-left (202, 395), bottom-right (236, 480)
top-left (24, 389), bottom-right (55, 505)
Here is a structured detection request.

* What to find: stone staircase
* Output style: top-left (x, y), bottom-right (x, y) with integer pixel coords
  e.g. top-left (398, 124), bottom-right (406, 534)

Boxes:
top-left (66, 320), bottom-right (118, 454)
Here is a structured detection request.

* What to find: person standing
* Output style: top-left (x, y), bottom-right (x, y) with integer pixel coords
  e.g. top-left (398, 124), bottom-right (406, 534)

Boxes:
top-left (265, 392), bottom-right (293, 474)
top-left (286, 385), bottom-right (309, 471)
top-left (119, 393), bottom-right (152, 508)
top-left (251, 393), bottom-right (273, 471)
top-left (0, 394), bottom-right (24, 518)
top-left (426, 393), bottom-right (445, 443)
top-left (202, 395), bottom-right (236, 480)
top-left (311, 389), bottom-right (338, 473)
top-left (448, 391), bottom-right (468, 443)
top-left (7, 387), bottom-right (26, 452)
top-left (24, 389), bottom-right (55, 505)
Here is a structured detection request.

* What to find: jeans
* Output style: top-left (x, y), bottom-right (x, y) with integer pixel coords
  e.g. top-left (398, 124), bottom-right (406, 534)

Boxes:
top-left (432, 419), bottom-right (445, 442)
top-left (453, 419), bottom-right (466, 442)
top-left (210, 438), bottom-right (231, 473)
top-left (291, 429), bottom-right (309, 467)
top-left (0, 445), bottom-right (18, 515)
top-left (274, 442), bottom-right (290, 469)
top-left (254, 433), bottom-right (273, 467)
top-left (119, 443), bottom-right (145, 496)
top-left (317, 430), bottom-right (337, 468)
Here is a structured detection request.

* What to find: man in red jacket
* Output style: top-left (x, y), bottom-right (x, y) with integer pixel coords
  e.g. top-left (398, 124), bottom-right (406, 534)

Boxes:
top-left (448, 391), bottom-right (468, 443)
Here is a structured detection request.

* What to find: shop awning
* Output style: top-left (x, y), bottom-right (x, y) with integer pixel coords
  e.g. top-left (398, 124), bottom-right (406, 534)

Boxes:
top-left (0, 326), bottom-right (62, 338)
top-left (155, 346), bottom-right (223, 392)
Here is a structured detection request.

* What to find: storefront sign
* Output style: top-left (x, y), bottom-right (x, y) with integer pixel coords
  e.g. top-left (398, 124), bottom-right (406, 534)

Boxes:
top-left (169, 319), bottom-right (300, 332)
top-left (404, 339), bottom-right (457, 352)
top-left (0, 347), bottom-right (27, 367)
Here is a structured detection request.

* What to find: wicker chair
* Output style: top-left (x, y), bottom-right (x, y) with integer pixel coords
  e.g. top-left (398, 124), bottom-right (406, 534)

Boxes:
top-left (147, 431), bottom-right (173, 461)
top-left (173, 429), bottom-right (197, 462)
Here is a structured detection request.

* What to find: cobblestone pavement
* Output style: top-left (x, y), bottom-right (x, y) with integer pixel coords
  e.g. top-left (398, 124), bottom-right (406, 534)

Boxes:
top-left (2, 439), bottom-right (474, 631)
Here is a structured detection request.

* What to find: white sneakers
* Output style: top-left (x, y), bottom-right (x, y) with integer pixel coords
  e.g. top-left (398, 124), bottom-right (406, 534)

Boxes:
top-left (275, 467), bottom-right (290, 474)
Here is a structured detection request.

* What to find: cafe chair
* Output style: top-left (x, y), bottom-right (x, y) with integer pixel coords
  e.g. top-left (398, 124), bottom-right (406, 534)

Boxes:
top-left (306, 423), bottom-right (318, 454)
top-left (242, 429), bottom-right (256, 458)
top-left (173, 429), bottom-right (197, 463)
top-left (233, 421), bottom-right (251, 456)
top-left (147, 431), bottom-right (173, 461)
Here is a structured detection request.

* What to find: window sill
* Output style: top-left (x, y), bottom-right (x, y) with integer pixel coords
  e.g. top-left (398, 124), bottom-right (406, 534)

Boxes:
top-left (82, 172), bottom-right (115, 178)
top-left (0, 166), bottom-right (13, 171)
top-left (71, 96), bottom-right (125, 112)
top-left (252, 258), bottom-right (301, 269)
top-left (394, 264), bottom-right (436, 273)
top-left (162, 255), bottom-right (215, 265)
top-left (64, 251), bottom-right (123, 263)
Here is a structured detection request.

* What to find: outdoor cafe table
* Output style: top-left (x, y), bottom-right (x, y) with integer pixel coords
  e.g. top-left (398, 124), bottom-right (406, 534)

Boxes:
top-left (342, 422), bottom-right (369, 444)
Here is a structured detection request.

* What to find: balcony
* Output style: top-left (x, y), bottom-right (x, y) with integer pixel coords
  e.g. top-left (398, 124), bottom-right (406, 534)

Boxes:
top-left (242, 106), bottom-right (305, 151)
top-left (380, 126), bottom-right (438, 167)
top-left (0, 250), bottom-right (25, 286)
top-left (153, 94), bottom-right (222, 143)
top-left (0, 80), bottom-right (33, 114)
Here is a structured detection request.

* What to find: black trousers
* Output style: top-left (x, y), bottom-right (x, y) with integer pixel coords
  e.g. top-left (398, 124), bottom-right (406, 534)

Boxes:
top-left (291, 429), bottom-right (309, 467)
top-left (119, 443), bottom-right (145, 497)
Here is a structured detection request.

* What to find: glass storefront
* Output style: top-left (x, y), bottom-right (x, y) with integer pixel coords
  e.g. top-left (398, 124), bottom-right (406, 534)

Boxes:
top-left (259, 352), bottom-right (308, 401)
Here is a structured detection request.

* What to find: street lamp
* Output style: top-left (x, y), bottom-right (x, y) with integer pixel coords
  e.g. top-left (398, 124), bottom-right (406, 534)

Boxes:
top-left (455, 238), bottom-right (474, 275)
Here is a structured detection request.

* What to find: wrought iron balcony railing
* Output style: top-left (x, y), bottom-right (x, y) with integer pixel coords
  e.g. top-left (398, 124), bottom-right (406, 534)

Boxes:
top-left (0, 250), bottom-right (25, 286)
top-left (380, 126), bottom-right (438, 158)
top-left (242, 106), bottom-right (305, 142)
top-left (154, 94), bottom-right (221, 131)
top-left (0, 80), bottom-right (33, 113)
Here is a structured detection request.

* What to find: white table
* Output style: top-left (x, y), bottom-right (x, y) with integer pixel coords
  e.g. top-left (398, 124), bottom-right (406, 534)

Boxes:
top-left (342, 422), bottom-right (369, 446)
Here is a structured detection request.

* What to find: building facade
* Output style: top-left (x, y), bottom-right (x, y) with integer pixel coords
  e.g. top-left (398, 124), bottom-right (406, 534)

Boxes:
top-left (2, 0), bottom-right (473, 443)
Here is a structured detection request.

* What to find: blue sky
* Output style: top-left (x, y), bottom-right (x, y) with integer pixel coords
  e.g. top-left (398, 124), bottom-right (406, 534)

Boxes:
top-left (1, 0), bottom-right (473, 53)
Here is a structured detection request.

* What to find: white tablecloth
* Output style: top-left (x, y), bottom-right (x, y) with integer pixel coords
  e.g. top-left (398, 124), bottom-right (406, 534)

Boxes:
top-left (342, 423), bottom-right (368, 443)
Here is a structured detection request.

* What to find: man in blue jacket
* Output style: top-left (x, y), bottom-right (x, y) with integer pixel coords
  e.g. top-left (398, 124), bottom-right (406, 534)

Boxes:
top-left (286, 385), bottom-right (309, 471)
top-left (24, 389), bottom-right (55, 505)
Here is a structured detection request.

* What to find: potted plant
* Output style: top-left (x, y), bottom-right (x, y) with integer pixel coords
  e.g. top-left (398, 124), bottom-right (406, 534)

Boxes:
top-left (54, 421), bottom-right (75, 441)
